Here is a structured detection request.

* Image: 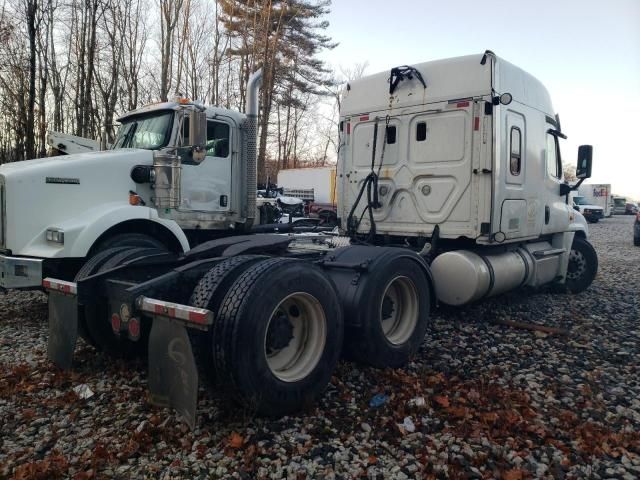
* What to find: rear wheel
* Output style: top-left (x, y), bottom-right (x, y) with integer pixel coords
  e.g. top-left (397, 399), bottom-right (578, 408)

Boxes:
top-left (565, 237), bottom-right (598, 293)
top-left (211, 258), bottom-right (343, 416)
top-left (344, 257), bottom-right (431, 368)
top-left (188, 255), bottom-right (267, 380)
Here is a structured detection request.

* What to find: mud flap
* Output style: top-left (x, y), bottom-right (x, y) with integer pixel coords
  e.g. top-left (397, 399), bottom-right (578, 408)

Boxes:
top-left (47, 291), bottom-right (79, 370)
top-left (148, 316), bottom-right (198, 429)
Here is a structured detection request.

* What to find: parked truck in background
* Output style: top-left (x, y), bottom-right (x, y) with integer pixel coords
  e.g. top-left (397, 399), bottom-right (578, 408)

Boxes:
top-left (277, 166), bottom-right (338, 225)
top-left (47, 131), bottom-right (101, 156)
top-left (612, 196), bottom-right (627, 215)
top-left (2, 51), bottom-right (598, 427)
top-left (577, 183), bottom-right (611, 217)
top-left (571, 192), bottom-right (604, 223)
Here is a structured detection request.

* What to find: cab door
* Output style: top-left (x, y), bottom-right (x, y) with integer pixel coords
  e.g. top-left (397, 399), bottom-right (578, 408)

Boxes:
top-left (179, 119), bottom-right (232, 213)
top-left (541, 128), bottom-right (568, 234)
top-left (499, 110), bottom-right (528, 239)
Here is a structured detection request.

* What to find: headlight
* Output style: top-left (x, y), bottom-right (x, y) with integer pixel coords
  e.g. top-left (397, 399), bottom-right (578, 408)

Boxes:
top-left (46, 229), bottom-right (64, 244)
top-left (584, 209), bottom-right (591, 214)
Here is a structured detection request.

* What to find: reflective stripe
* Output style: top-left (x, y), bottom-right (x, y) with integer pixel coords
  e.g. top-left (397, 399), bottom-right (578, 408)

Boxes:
top-left (138, 296), bottom-right (213, 326)
top-left (42, 278), bottom-right (77, 296)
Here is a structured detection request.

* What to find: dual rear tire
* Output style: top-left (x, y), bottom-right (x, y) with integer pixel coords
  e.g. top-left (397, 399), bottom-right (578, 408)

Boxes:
top-left (189, 250), bottom-right (432, 415)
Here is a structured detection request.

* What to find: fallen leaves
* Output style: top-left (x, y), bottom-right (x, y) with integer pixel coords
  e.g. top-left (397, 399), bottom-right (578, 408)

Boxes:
top-left (13, 451), bottom-right (69, 480)
top-left (502, 469), bottom-right (526, 480)
top-left (228, 431), bottom-right (244, 449)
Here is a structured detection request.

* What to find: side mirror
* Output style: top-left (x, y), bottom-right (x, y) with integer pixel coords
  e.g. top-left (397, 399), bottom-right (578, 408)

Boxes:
top-left (573, 205), bottom-right (580, 211)
top-left (188, 110), bottom-right (207, 163)
top-left (576, 145), bottom-right (593, 179)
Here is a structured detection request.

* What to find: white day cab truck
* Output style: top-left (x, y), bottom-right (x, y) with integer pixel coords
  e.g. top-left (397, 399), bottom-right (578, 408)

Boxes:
top-left (0, 51), bottom-right (597, 427)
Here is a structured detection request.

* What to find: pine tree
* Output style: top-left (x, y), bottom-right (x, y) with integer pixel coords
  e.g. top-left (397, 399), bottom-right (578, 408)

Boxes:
top-left (219, 0), bottom-right (335, 182)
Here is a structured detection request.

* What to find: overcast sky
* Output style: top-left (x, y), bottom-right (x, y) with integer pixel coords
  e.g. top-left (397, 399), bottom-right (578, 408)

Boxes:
top-left (320, 0), bottom-right (640, 200)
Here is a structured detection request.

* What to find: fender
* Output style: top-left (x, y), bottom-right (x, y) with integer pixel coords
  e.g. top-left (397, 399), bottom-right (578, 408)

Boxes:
top-left (20, 202), bottom-right (190, 258)
top-left (568, 210), bottom-right (589, 239)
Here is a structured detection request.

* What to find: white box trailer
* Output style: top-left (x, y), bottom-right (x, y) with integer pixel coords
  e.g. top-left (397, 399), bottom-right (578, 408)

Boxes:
top-left (277, 166), bottom-right (337, 204)
top-left (577, 183), bottom-right (612, 217)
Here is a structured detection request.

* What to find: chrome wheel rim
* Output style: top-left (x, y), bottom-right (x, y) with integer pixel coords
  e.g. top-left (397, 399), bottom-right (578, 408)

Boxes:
top-left (567, 249), bottom-right (587, 281)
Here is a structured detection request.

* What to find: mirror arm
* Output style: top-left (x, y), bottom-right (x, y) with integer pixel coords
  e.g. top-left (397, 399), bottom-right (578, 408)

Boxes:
top-left (560, 177), bottom-right (586, 199)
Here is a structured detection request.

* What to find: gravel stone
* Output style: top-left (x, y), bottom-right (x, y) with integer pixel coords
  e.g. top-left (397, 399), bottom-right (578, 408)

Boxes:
top-left (1, 216), bottom-right (639, 478)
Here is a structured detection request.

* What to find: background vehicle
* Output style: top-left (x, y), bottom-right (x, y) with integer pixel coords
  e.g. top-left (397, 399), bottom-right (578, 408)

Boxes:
top-left (612, 196), bottom-right (627, 215)
top-left (22, 52), bottom-right (598, 427)
top-left (625, 202), bottom-right (639, 215)
top-left (47, 131), bottom-right (100, 155)
top-left (278, 167), bottom-right (338, 226)
top-left (577, 183), bottom-right (611, 217)
top-left (571, 194), bottom-right (604, 223)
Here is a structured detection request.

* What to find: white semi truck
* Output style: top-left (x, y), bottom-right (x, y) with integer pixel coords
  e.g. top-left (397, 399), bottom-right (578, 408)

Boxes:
top-left (2, 51), bottom-right (597, 427)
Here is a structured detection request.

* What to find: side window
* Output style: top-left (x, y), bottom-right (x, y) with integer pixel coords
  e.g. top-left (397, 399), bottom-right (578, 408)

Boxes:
top-left (510, 127), bottom-right (522, 176)
top-left (206, 121), bottom-right (230, 157)
top-left (546, 132), bottom-right (560, 178)
top-left (416, 122), bottom-right (427, 142)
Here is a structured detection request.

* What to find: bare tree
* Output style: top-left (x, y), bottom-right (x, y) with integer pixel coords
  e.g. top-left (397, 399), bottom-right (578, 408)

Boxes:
top-left (159, 0), bottom-right (184, 101)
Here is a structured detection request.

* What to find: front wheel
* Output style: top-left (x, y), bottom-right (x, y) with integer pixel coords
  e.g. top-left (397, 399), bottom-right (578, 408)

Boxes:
top-left (565, 237), bottom-right (598, 293)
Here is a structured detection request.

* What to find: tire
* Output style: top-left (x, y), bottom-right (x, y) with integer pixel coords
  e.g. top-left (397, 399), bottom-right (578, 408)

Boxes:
top-left (565, 237), bottom-right (598, 293)
top-left (212, 258), bottom-right (343, 416)
top-left (345, 257), bottom-right (431, 369)
top-left (74, 247), bottom-right (130, 347)
top-left (84, 247), bottom-right (166, 357)
top-left (93, 233), bottom-right (166, 255)
top-left (188, 255), bottom-right (268, 381)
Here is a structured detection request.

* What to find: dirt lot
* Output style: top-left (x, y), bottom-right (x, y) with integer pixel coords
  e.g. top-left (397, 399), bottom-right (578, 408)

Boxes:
top-left (1, 215), bottom-right (638, 479)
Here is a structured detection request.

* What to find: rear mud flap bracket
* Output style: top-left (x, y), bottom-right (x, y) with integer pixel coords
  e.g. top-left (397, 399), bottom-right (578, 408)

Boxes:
top-left (148, 316), bottom-right (198, 429)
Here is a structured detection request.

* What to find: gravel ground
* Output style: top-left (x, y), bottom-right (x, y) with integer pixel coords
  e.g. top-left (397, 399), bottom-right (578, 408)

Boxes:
top-left (1, 215), bottom-right (638, 479)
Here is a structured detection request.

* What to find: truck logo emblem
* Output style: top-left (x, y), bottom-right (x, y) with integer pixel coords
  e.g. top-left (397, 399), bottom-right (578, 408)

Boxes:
top-left (46, 177), bottom-right (80, 185)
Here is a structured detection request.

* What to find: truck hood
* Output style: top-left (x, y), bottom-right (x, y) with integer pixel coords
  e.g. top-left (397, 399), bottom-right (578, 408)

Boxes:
top-left (0, 149), bottom-right (153, 180)
top-left (0, 149), bottom-right (154, 255)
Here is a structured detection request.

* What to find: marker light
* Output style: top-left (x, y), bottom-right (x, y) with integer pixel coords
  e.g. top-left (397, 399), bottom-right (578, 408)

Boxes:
top-left (46, 229), bottom-right (64, 244)
top-left (129, 192), bottom-right (142, 205)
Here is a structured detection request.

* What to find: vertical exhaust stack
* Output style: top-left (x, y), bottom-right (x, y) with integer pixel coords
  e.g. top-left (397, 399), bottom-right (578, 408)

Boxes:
top-left (244, 69), bottom-right (263, 227)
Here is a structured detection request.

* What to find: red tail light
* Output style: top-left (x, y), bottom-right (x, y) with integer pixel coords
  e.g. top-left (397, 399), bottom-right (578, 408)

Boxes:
top-left (636, 212), bottom-right (640, 222)
top-left (111, 313), bottom-right (121, 333)
top-left (128, 317), bottom-right (141, 340)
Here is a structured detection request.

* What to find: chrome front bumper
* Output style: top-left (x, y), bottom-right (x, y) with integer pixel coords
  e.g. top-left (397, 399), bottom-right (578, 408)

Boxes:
top-left (0, 254), bottom-right (43, 289)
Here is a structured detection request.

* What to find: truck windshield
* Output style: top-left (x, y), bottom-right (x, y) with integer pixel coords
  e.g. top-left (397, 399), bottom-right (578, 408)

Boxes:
top-left (573, 196), bottom-right (589, 206)
top-left (112, 111), bottom-right (174, 150)
top-left (614, 198), bottom-right (626, 207)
